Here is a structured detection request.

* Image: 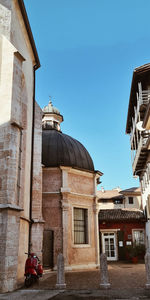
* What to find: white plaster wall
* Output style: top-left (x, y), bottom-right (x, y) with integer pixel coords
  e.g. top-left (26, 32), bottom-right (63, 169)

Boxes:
top-left (141, 183), bottom-right (150, 212)
top-left (124, 195), bottom-right (142, 209)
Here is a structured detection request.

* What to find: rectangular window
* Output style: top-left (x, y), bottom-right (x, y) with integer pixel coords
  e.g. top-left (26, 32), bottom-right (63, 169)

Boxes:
top-left (128, 197), bottom-right (134, 204)
top-left (74, 208), bottom-right (88, 244)
top-left (102, 199), bottom-right (107, 203)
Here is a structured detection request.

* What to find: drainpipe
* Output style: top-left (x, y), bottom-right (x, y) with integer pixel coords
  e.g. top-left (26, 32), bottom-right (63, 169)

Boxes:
top-left (28, 65), bottom-right (37, 253)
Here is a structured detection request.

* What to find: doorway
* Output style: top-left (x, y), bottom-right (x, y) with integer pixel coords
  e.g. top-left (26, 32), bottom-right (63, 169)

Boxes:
top-left (43, 230), bottom-right (54, 268)
top-left (102, 232), bottom-right (117, 261)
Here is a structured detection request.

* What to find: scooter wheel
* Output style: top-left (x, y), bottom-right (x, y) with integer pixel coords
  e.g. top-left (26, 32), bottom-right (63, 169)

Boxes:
top-left (25, 277), bottom-right (33, 288)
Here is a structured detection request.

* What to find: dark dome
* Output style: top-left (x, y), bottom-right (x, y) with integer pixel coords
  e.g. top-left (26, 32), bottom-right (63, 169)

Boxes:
top-left (42, 130), bottom-right (94, 171)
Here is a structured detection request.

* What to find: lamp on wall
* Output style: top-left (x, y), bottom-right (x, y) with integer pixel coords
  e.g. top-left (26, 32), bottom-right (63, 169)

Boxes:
top-left (133, 169), bottom-right (146, 179)
top-left (136, 121), bottom-right (145, 132)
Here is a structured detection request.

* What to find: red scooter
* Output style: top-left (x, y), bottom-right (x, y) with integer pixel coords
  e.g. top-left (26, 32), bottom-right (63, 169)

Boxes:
top-left (24, 253), bottom-right (43, 287)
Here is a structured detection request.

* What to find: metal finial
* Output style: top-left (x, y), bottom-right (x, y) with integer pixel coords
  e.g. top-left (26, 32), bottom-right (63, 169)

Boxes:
top-left (49, 96), bottom-right (53, 105)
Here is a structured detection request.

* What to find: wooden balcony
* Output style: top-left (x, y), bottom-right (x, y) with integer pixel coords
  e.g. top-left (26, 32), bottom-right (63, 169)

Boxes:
top-left (130, 89), bottom-right (150, 145)
top-left (132, 134), bottom-right (149, 175)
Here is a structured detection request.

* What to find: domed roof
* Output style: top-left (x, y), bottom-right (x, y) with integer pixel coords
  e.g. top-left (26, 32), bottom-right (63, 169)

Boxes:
top-left (43, 101), bottom-right (60, 115)
top-left (42, 130), bottom-right (94, 172)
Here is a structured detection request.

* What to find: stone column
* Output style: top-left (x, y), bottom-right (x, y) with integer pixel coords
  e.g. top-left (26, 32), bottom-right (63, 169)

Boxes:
top-left (0, 208), bottom-right (21, 292)
top-left (55, 253), bottom-right (66, 289)
top-left (61, 198), bottom-right (69, 268)
top-left (60, 167), bottom-right (71, 269)
top-left (145, 248), bottom-right (150, 289)
top-left (100, 253), bottom-right (111, 289)
top-left (93, 200), bottom-right (100, 266)
top-left (93, 172), bottom-right (101, 267)
top-left (30, 220), bottom-right (45, 262)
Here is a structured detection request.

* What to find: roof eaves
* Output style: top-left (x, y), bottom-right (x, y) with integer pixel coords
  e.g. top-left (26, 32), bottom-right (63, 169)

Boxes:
top-left (99, 209), bottom-right (145, 221)
top-left (18, 0), bottom-right (40, 69)
top-left (120, 187), bottom-right (141, 195)
top-left (95, 170), bottom-right (103, 176)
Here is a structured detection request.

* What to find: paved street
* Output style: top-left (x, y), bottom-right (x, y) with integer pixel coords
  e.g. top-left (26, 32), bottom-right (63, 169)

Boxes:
top-left (0, 262), bottom-right (150, 299)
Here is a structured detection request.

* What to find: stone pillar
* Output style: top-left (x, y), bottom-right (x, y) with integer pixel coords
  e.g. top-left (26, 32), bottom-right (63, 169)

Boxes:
top-left (30, 220), bottom-right (45, 262)
top-left (100, 253), bottom-right (111, 289)
top-left (93, 172), bottom-right (101, 267)
top-left (145, 248), bottom-right (150, 289)
top-left (61, 198), bottom-right (69, 268)
top-left (0, 208), bottom-right (21, 292)
top-left (55, 253), bottom-right (66, 289)
top-left (60, 167), bottom-right (70, 269)
top-left (93, 200), bottom-right (100, 266)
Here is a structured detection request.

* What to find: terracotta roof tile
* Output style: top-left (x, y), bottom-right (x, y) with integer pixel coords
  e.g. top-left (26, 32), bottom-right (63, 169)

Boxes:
top-left (97, 189), bottom-right (124, 200)
top-left (97, 187), bottom-right (141, 200)
top-left (121, 187), bottom-right (141, 194)
top-left (99, 209), bottom-right (145, 221)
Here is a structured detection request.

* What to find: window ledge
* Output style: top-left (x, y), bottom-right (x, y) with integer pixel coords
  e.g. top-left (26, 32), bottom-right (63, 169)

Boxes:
top-left (72, 244), bottom-right (91, 248)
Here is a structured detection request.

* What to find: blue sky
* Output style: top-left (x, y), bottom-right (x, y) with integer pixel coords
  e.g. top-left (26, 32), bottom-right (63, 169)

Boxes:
top-left (24, 0), bottom-right (150, 190)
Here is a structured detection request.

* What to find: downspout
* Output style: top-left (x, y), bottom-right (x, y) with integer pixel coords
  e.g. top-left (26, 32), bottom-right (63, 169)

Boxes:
top-left (28, 65), bottom-right (37, 253)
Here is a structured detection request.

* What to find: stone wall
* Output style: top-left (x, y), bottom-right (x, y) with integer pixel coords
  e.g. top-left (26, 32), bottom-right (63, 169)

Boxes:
top-left (42, 193), bottom-right (63, 267)
top-left (0, 209), bottom-right (20, 292)
top-left (42, 166), bottom-right (99, 270)
top-left (67, 194), bottom-right (96, 268)
top-left (0, 0), bottom-right (39, 292)
top-left (68, 171), bottom-right (94, 195)
top-left (17, 217), bottom-right (29, 283)
top-left (43, 168), bottom-right (62, 193)
top-left (30, 102), bottom-right (44, 261)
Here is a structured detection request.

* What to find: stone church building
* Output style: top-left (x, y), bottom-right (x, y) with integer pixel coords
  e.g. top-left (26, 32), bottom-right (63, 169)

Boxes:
top-left (42, 101), bottom-right (102, 271)
top-left (0, 0), bottom-right (102, 292)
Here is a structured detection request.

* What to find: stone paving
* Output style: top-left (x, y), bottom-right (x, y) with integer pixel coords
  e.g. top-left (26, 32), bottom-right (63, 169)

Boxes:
top-left (0, 262), bottom-right (150, 299)
top-left (36, 262), bottom-right (147, 290)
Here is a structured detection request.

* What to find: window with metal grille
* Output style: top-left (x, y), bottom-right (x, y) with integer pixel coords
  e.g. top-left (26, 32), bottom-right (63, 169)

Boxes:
top-left (74, 208), bottom-right (88, 244)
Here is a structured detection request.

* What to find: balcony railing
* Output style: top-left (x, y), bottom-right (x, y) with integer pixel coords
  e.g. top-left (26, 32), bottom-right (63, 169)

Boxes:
top-left (130, 89), bottom-right (150, 144)
top-left (132, 134), bottom-right (149, 174)
top-left (139, 90), bottom-right (150, 106)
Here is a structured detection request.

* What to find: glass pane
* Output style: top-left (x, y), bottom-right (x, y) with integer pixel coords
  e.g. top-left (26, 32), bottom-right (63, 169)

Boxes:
top-left (111, 251), bottom-right (115, 257)
top-left (110, 245), bottom-right (114, 250)
top-left (74, 208), bottom-right (88, 244)
top-left (105, 245), bottom-right (109, 251)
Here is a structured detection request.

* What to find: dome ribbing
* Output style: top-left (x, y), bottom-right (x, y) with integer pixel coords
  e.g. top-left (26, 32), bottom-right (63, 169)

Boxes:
top-left (42, 130), bottom-right (94, 172)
